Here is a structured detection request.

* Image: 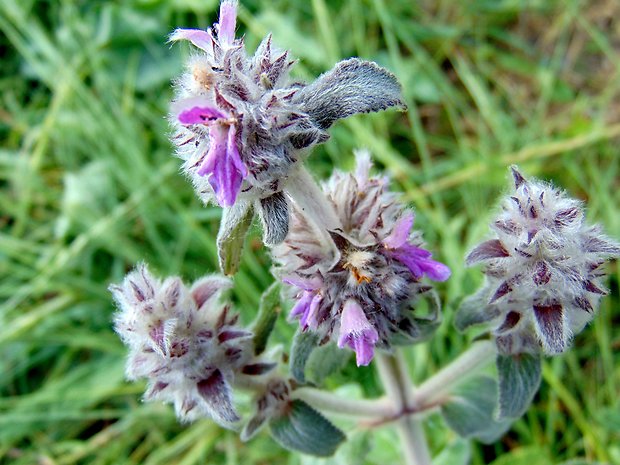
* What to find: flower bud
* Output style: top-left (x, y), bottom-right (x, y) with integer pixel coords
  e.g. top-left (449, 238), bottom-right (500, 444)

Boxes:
top-left (463, 166), bottom-right (619, 355)
top-left (110, 265), bottom-right (274, 425)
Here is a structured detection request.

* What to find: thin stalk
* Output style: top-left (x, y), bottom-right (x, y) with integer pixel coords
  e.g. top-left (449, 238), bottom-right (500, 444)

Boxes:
top-left (413, 340), bottom-right (496, 406)
top-left (292, 387), bottom-right (392, 418)
top-left (285, 165), bottom-right (341, 231)
top-left (236, 376), bottom-right (392, 419)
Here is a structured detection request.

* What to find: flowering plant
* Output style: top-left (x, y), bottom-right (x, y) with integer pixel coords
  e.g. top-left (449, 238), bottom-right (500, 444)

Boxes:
top-left (110, 2), bottom-right (619, 463)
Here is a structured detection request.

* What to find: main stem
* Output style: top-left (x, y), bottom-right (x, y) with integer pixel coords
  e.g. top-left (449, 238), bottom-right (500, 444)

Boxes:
top-left (375, 352), bottom-right (432, 465)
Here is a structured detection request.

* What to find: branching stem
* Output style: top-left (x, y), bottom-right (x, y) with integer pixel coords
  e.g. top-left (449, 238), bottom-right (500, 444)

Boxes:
top-left (375, 352), bottom-right (432, 465)
top-left (292, 387), bottom-right (392, 418)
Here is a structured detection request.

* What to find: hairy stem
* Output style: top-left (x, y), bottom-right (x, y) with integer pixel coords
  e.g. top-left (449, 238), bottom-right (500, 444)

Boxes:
top-left (397, 417), bottom-right (431, 465)
top-left (413, 339), bottom-right (497, 407)
top-left (375, 352), bottom-right (405, 410)
top-left (292, 387), bottom-right (392, 418)
top-left (375, 352), bottom-right (432, 465)
top-left (236, 375), bottom-right (393, 419)
top-left (285, 165), bottom-right (341, 231)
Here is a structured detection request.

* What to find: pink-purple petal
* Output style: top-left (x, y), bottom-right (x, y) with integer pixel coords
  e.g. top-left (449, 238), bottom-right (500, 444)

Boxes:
top-left (169, 28), bottom-right (215, 53)
top-left (352, 336), bottom-right (375, 367)
top-left (383, 211), bottom-right (414, 249)
top-left (417, 258), bottom-right (451, 282)
top-left (197, 125), bottom-right (226, 177)
top-left (337, 300), bottom-right (379, 366)
top-left (178, 106), bottom-right (227, 125)
top-left (218, 1), bottom-right (238, 46)
top-left (290, 291), bottom-right (314, 318)
top-left (390, 242), bottom-right (451, 282)
top-left (226, 125), bottom-right (248, 177)
top-left (196, 125), bottom-right (246, 207)
top-left (302, 293), bottom-right (322, 330)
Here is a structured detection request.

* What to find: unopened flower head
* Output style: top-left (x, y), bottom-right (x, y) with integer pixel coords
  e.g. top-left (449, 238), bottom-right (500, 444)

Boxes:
top-left (464, 166), bottom-right (620, 355)
top-left (110, 265), bottom-right (275, 425)
top-left (169, 1), bottom-right (404, 243)
top-left (273, 152), bottom-right (450, 366)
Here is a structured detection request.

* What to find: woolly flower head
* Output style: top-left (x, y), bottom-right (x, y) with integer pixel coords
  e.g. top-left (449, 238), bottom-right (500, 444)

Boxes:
top-left (273, 152), bottom-right (450, 366)
top-left (461, 166), bottom-right (620, 355)
top-left (169, 0), bottom-right (404, 244)
top-left (110, 265), bottom-right (274, 425)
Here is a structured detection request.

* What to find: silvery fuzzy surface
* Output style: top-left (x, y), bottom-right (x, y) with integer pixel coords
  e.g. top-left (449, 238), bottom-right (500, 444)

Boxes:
top-left (110, 265), bottom-right (269, 425)
top-left (463, 167), bottom-right (620, 355)
top-left (273, 152), bottom-right (448, 363)
top-left (170, 30), bottom-right (322, 204)
top-left (168, 1), bottom-right (405, 244)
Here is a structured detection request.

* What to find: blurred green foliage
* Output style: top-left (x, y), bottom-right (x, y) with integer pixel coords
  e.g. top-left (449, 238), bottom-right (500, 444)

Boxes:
top-left (1, 0), bottom-right (619, 464)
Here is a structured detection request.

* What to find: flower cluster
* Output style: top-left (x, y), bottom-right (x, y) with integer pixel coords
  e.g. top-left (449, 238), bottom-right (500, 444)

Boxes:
top-left (273, 152), bottom-right (450, 366)
top-left (169, 0), bottom-right (404, 244)
top-left (110, 265), bottom-right (275, 425)
top-left (462, 167), bottom-right (620, 355)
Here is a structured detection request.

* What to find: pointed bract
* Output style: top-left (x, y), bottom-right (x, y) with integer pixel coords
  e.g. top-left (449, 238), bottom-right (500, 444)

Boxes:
top-left (197, 369), bottom-right (240, 423)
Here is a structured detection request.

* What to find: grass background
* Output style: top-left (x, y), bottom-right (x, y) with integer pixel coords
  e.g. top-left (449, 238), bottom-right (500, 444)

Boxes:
top-left (1, 0), bottom-right (619, 464)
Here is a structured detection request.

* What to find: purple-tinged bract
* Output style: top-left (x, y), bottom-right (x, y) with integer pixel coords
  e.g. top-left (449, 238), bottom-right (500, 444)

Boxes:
top-left (273, 152), bottom-right (450, 366)
top-left (462, 166), bottom-right (620, 355)
top-left (110, 265), bottom-right (272, 425)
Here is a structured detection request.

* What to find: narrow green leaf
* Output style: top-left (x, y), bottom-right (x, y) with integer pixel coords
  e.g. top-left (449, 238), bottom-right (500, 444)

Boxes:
top-left (216, 201), bottom-right (254, 275)
top-left (269, 400), bottom-right (346, 457)
top-left (290, 329), bottom-right (319, 383)
top-left (496, 353), bottom-right (542, 420)
top-left (251, 281), bottom-right (282, 355)
top-left (441, 375), bottom-right (512, 444)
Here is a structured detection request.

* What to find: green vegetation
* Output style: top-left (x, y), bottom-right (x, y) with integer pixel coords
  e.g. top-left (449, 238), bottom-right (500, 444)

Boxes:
top-left (1, 0), bottom-right (618, 463)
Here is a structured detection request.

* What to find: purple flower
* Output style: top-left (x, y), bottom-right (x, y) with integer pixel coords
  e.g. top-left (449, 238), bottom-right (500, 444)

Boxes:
top-left (337, 300), bottom-right (379, 366)
top-left (177, 105), bottom-right (247, 207)
top-left (273, 151), bottom-right (449, 364)
top-left (169, 0), bottom-right (405, 245)
top-left (384, 212), bottom-right (451, 281)
top-left (458, 166), bottom-right (620, 355)
top-left (110, 265), bottom-right (275, 425)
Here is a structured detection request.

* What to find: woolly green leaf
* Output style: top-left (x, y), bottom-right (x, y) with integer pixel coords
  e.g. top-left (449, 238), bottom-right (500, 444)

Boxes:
top-left (290, 329), bottom-right (318, 384)
top-left (496, 353), bottom-right (542, 420)
top-left (269, 400), bottom-right (346, 457)
top-left (441, 375), bottom-right (512, 444)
